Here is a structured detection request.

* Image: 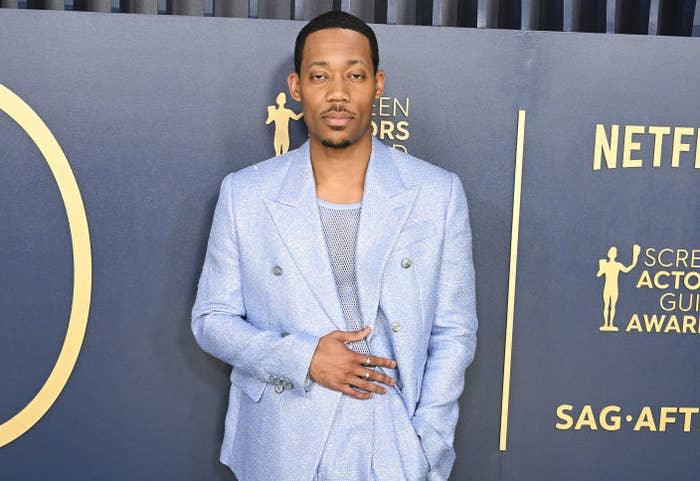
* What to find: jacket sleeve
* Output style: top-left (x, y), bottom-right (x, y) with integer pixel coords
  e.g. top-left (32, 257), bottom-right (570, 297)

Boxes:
top-left (191, 174), bottom-right (320, 398)
top-left (412, 172), bottom-right (478, 481)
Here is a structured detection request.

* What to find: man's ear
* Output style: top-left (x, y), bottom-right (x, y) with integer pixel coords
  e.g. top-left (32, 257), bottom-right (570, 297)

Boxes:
top-left (287, 73), bottom-right (302, 102)
top-left (374, 70), bottom-right (385, 98)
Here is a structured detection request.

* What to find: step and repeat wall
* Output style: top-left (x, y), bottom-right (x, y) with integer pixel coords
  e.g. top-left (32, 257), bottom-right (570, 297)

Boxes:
top-left (1, 9), bottom-right (698, 481)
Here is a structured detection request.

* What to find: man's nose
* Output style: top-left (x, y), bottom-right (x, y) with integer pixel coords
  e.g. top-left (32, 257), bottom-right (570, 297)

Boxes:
top-left (325, 76), bottom-right (350, 103)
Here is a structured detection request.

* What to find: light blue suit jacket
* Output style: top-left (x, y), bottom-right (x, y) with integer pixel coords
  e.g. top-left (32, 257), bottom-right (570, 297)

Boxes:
top-left (192, 138), bottom-right (477, 481)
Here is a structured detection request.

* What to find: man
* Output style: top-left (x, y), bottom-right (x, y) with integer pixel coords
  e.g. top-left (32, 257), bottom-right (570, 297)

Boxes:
top-left (192, 10), bottom-right (477, 481)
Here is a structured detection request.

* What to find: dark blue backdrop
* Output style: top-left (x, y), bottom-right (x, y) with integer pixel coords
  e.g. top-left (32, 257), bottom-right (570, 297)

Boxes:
top-left (1, 9), bottom-right (698, 481)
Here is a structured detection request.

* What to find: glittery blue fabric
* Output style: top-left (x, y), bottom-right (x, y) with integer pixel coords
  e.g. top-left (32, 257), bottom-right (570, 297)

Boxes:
top-left (191, 139), bottom-right (477, 481)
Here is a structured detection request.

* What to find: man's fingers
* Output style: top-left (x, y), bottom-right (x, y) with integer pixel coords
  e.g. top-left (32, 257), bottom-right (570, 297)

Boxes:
top-left (339, 376), bottom-right (385, 396)
top-left (352, 367), bottom-right (395, 386)
top-left (347, 375), bottom-right (388, 394)
top-left (354, 352), bottom-right (397, 369)
top-left (338, 384), bottom-right (372, 400)
top-left (335, 326), bottom-right (371, 342)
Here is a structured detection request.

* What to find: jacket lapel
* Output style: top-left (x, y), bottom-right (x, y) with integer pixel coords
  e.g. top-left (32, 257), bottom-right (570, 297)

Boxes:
top-left (264, 142), bottom-right (346, 331)
top-left (264, 139), bottom-right (419, 334)
top-left (356, 139), bottom-right (418, 333)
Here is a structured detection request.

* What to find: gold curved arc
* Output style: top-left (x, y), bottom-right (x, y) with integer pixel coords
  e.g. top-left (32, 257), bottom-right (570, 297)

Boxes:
top-left (0, 83), bottom-right (92, 447)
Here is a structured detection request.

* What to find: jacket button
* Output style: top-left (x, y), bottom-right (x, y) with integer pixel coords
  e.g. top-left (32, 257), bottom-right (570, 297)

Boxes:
top-left (390, 322), bottom-right (401, 332)
top-left (272, 265), bottom-right (283, 276)
top-left (401, 258), bottom-right (412, 268)
top-left (274, 385), bottom-right (284, 394)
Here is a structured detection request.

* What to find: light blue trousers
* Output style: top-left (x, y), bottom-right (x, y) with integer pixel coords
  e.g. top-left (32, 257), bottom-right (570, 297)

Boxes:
top-left (313, 385), bottom-right (430, 481)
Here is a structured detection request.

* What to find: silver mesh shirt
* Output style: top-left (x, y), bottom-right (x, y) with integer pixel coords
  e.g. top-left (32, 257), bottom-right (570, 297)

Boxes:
top-left (318, 200), bottom-right (370, 354)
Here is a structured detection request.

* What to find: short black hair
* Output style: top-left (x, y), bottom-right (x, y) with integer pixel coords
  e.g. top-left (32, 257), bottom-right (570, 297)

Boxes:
top-left (294, 10), bottom-right (379, 75)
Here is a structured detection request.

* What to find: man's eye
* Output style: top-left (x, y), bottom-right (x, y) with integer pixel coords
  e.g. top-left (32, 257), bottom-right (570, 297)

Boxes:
top-left (349, 73), bottom-right (365, 80)
top-left (311, 74), bottom-right (327, 81)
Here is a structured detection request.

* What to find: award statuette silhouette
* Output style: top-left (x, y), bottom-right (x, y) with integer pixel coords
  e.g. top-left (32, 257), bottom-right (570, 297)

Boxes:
top-left (596, 244), bottom-right (641, 332)
top-left (265, 92), bottom-right (303, 156)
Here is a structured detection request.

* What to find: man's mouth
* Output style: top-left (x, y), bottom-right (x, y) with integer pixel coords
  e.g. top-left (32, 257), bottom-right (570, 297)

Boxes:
top-left (322, 111), bottom-right (354, 127)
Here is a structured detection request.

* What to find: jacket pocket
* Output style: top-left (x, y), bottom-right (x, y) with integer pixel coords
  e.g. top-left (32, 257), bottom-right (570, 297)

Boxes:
top-left (388, 391), bottom-right (432, 476)
top-left (230, 367), bottom-right (267, 403)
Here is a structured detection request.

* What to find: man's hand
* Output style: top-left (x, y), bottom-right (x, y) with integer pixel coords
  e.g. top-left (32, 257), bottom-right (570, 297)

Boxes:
top-left (308, 326), bottom-right (397, 399)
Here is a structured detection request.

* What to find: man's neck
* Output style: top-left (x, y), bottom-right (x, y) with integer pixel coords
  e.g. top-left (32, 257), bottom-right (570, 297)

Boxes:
top-left (310, 133), bottom-right (372, 204)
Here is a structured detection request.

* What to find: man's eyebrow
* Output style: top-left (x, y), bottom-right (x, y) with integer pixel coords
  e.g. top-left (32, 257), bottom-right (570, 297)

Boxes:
top-left (306, 59), bottom-right (369, 69)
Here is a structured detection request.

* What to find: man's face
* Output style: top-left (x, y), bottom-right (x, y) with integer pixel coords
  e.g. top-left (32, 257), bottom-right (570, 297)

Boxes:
top-left (288, 28), bottom-right (384, 149)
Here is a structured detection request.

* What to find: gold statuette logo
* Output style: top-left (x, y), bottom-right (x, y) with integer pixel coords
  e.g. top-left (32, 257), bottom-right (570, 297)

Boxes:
top-left (266, 92), bottom-right (303, 157)
top-left (596, 244), bottom-right (640, 332)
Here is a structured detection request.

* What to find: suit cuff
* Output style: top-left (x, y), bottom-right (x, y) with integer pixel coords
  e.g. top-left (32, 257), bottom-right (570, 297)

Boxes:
top-left (276, 331), bottom-right (319, 397)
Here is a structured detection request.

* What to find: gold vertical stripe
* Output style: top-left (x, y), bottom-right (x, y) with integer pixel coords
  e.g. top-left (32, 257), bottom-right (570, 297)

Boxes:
top-left (499, 109), bottom-right (526, 452)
